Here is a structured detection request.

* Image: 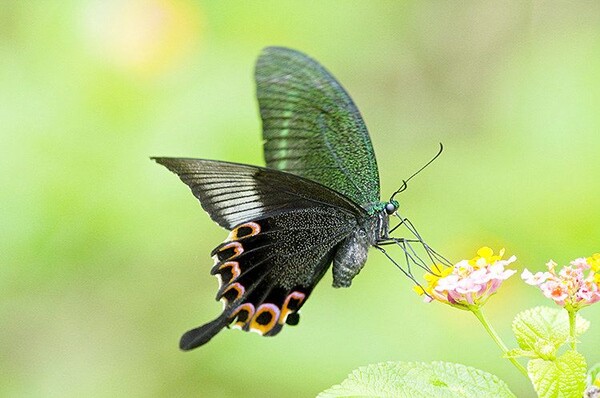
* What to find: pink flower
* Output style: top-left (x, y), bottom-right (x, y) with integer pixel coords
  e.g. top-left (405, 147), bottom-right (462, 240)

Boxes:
top-left (522, 255), bottom-right (600, 310)
top-left (416, 247), bottom-right (517, 310)
top-left (540, 280), bottom-right (569, 305)
top-left (521, 269), bottom-right (552, 285)
top-left (575, 283), bottom-right (596, 302)
top-left (570, 257), bottom-right (589, 270)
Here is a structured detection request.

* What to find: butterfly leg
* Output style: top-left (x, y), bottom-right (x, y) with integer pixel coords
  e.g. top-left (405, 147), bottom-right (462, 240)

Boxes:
top-left (373, 244), bottom-right (430, 298)
top-left (377, 237), bottom-right (430, 274)
top-left (389, 213), bottom-right (452, 267)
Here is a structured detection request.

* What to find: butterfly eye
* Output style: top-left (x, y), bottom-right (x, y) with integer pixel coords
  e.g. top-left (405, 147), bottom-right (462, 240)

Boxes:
top-left (385, 202), bottom-right (397, 214)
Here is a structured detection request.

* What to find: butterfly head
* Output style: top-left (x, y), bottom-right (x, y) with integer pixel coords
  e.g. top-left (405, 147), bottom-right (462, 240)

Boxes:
top-left (384, 200), bottom-right (399, 215)
top-left (367, 200), bottom-right (398, 216)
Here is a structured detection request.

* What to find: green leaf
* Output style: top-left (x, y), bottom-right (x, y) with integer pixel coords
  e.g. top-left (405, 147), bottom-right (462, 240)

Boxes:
top-left (318, 361), bottom-right (516, 398)
top-left (512, 306), bottom-right (589, 358)
top-left (527, 350), bottom-right (587, 398)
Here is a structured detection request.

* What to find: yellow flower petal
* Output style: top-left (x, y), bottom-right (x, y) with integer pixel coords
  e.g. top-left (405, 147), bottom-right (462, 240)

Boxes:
top-left (588, 253), bottom-right (600, 272)
top-left (477, 246), bottom-right (494, 259)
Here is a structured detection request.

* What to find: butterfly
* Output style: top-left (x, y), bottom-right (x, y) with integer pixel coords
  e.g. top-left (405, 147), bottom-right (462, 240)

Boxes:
top-left (154, 47), bottom-right (440, 351)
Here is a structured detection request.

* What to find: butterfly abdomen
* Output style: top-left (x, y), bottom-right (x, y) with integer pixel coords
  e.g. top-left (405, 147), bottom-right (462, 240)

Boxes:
top-left (332, 214), bottom-right (383, 288)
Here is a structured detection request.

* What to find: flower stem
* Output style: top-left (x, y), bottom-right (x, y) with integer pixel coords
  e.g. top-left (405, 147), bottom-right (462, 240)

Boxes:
top-left (470, 306), bottom-right (528, 377)
top-left (567, 308), bottom-right (577, 350)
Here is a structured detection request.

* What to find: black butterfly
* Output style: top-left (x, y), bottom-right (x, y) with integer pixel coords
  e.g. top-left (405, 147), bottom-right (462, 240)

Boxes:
top-left (154, 47), bottom-right (440, 350)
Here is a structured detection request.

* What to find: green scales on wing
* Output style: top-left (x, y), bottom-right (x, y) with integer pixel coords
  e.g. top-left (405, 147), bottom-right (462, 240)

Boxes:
top-left (256, 47), bottom-right (381, 208)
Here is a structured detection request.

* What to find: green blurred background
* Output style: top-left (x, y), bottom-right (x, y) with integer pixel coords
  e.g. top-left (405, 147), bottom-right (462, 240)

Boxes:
top-left (2, 1), bottom-right (599, 397)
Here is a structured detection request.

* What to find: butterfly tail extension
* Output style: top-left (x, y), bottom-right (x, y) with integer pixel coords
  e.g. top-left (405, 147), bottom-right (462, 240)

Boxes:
top-left (180, 312), bottom-right (232, 350)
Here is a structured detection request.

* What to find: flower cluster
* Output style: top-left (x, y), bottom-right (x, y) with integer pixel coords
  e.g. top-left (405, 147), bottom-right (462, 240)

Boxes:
top-left (415, 247), bottom-right (517, 310)
top-left (522, 253), bottom-right (600, 310)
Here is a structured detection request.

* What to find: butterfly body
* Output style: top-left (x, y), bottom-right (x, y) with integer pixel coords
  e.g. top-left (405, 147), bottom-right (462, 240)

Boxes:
top-left (155, 47), bottom-right (404, 350)
top-left (332, 205), bottom-right (391, 288)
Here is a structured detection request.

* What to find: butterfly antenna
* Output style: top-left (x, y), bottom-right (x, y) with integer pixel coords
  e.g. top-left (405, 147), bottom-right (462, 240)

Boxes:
top-left (390, 143), bottom-right (444, 201)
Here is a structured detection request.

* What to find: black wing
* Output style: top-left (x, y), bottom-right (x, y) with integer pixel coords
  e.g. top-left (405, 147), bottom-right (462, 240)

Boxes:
top-left (153, 157), bottom-right (365, 229)
top-left (153, 158), bottom-right (365, 349)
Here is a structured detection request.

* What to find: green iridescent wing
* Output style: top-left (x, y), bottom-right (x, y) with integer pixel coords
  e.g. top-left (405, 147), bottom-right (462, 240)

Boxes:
top-left (256, 47), bottom-right (380, 207)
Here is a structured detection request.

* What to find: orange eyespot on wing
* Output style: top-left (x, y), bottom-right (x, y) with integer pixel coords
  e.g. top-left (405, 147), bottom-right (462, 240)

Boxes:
top-left (220, 282), bottom-right (245, 306)
top-left (214, 261), bottom-right (242, 287)
top-left (212, 241), bottom-right (244, 263)
top-left (249, 303), bottom-right (280, 335)
top-left (278, 291), bottom-right (306, 325)
top-left (231, 303), bottom-right (255, 330)
top-left (227, 221), bottom-right (261, 241)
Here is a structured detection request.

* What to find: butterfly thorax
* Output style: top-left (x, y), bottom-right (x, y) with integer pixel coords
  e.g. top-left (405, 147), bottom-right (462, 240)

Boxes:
top-left (331, 205), bottom-right (391, 288)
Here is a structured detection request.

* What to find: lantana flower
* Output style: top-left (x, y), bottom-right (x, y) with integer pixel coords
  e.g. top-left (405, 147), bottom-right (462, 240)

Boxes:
top-left (521, 254), bottom-right (600, 310)
top-left (415, 247), bottom-right (517, 310)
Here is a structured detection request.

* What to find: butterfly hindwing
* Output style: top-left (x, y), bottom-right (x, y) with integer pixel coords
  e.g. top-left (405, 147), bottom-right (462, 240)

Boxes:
top-left (180, 208), bottom-right (357, 350)
top-left (256, 47), bottom-right (380, 206)
top-left (153, 158), bottom-right (367, 349)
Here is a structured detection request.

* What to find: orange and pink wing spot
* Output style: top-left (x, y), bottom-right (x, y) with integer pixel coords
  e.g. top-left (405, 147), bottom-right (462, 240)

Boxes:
top-left (214, 261), bottom-right (242, 288)
top-left (220, 282), bottom-right (245, 308)
top-left (230, 303), bottom-right (255, 330)
top-left (278, 291), bottom-right (306, 325)
top-left (212, 241), bottom-right (244, 264)
top-left (226, 221), bottom-right (261, 242)
top-left (249, 303), bottom-right (281, 335)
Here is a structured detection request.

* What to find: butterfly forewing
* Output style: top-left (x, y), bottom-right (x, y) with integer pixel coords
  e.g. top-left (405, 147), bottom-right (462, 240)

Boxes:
top-left (256, 47), bottom-right (380, 207)
top-left (153, 158), bottom-right (365, 230)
